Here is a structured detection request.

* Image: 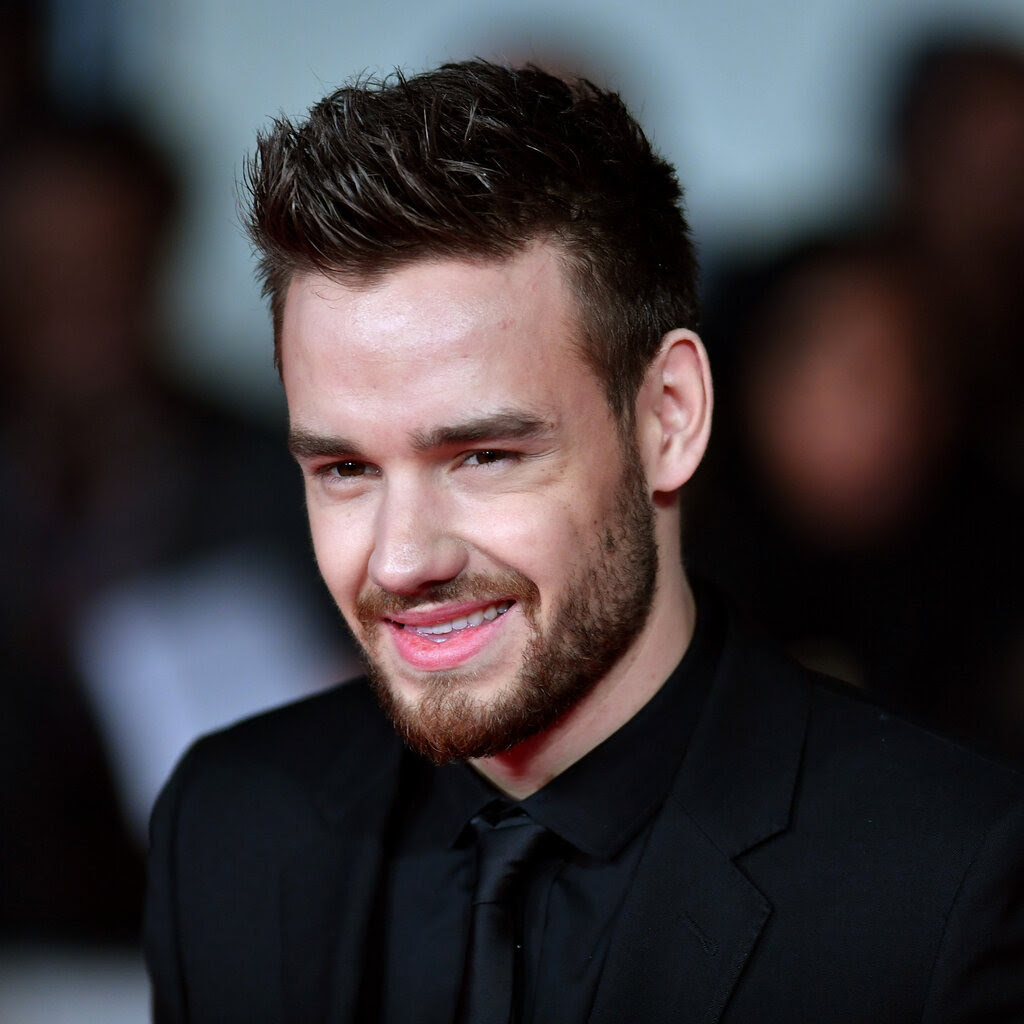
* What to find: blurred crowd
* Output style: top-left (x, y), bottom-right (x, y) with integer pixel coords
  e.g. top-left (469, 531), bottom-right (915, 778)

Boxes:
top-left (688, 35), bottom-right (1024, 761)
top-left (0, 4), bottom-right (348, 944)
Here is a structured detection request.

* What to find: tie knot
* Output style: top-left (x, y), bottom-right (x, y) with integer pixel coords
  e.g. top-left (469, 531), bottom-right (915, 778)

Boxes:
top-left (471, 810), bottom-right (549, 906)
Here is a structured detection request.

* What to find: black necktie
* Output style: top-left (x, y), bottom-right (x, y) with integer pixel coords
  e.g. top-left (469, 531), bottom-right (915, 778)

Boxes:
top-left (457, 809), bottom-right (549, 1024)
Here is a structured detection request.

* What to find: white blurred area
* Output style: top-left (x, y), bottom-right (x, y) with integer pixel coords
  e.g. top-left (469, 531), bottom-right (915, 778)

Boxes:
top-left (0, 946), bottom-right (149, 1023)
top-left (75, 545), bottom-right (359, 844)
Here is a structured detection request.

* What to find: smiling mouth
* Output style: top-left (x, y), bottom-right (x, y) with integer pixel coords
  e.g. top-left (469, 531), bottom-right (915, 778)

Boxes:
top-left (390, 601), bottom-right (512, 642)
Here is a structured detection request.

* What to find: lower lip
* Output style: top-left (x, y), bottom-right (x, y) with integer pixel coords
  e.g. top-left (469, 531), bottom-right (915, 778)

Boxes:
top-left (384, 610), bottom-right (511, 671)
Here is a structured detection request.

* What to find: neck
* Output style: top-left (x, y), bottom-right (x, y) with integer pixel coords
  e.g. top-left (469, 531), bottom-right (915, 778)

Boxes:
top-left (470, 563), bottom-right (696, 800)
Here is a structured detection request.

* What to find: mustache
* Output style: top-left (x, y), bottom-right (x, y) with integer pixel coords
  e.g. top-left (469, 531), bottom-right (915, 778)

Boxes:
top-left (355, 570), bottom-right (539, 627)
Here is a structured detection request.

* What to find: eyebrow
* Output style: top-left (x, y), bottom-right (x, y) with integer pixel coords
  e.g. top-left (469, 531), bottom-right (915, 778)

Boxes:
top-left (287, 411), bottom-right (552, 462)
top-left (410, 411), bottom-right (552, 451)
top-left (287, 428), bottom-right (364, 461)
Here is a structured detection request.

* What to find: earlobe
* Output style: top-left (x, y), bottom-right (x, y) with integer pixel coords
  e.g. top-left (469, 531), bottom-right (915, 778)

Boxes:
top-left (640, 329), bottom-right (713, 495)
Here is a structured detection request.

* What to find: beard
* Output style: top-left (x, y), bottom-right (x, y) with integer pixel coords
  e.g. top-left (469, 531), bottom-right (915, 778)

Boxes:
top-left (353, 451), bottom-right (658, 765)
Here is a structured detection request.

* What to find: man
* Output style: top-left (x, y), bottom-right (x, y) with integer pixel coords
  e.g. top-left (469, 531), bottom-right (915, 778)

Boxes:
top-left (144, 61), bottom-right (1024, 1023)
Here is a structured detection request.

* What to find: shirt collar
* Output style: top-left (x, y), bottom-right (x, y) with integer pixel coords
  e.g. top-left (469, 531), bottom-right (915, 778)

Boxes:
top-left (520, 591), bottom-right (723, 857)
top-left (430, 589), bottom-right (724, 858)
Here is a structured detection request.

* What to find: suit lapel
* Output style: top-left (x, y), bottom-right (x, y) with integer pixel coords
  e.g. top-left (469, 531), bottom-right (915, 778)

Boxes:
top-left (279, 704), bottom-right (405, 1024)
top-left (588, 805), bottom-right (771, 1024)
top-left (590, 624), bottom-right (810, 1024)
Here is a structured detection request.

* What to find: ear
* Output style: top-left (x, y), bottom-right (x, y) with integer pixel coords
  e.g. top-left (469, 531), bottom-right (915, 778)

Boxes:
top-left (636, 329), bottom-right (713, 496)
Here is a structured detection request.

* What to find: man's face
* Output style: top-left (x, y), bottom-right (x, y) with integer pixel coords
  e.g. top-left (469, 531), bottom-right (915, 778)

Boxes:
top-left (281, 244), bottom-right (657, 763)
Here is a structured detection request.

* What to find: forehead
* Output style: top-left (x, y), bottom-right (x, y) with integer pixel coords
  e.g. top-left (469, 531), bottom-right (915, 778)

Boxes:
top-left (279, 245), bottom-right (604, 431)
top-left (284, 243), bottom-right (570, 340)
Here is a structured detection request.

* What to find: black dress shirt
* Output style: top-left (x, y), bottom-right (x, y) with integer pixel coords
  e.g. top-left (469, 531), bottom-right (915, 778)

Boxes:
top-left (366, 596), bottom-right (724, 1023)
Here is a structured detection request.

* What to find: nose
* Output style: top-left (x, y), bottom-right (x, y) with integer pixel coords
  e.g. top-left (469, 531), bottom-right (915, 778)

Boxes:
top-left (367, 477), bottom-right (468, 595)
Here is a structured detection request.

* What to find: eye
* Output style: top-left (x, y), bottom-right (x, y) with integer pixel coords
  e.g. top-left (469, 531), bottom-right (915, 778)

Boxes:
top-left (319, 460), bottom-right (377, 478)
top-left (462, 449), bottom-right (514, 467)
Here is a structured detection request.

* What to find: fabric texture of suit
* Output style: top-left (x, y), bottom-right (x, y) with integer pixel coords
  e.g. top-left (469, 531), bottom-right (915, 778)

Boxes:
top-left (144, 614), bottom-right (1024, 1023)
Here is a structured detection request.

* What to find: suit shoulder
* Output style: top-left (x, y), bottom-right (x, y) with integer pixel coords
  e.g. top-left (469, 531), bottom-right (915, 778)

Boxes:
top-left (167, 677), bottom-right (397, 800)
top-left (802, 664), bottom-right (1024, 824)
top-left (721, 615), bottom-right (1023, 821)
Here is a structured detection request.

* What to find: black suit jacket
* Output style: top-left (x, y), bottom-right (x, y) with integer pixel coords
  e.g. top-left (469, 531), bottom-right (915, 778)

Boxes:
top-left (144, 618), bottom-right (1024, 1022)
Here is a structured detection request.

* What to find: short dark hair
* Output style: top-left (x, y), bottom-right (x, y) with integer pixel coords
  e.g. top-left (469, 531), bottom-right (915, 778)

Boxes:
top-left (244, 59), bottom-right (699, 421)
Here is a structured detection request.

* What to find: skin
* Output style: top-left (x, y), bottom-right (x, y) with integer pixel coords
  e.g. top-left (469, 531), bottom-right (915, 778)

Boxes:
top-left (281, 242), bottom-right (712, 797)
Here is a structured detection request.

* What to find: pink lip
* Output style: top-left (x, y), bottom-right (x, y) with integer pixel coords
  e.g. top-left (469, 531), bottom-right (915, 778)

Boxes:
top-left (384, 602), bottom-right (513, 671)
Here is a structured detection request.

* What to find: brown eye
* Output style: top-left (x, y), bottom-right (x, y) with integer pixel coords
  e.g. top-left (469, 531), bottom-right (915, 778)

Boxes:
top-left (464, 449), bottom-right (511, 466)
top-left (327, 460), bottom-right (370, 477)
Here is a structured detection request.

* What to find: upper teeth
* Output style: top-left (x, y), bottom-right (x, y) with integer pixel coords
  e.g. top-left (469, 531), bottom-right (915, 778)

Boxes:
top-left (412, 601), bottom-right (510, 636)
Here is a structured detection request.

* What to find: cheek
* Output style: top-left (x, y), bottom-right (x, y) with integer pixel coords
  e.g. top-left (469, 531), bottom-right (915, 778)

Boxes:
top-left (476, 496), bottom-right (602, 588)
top-left (307, 510), bottom-right (370, 612)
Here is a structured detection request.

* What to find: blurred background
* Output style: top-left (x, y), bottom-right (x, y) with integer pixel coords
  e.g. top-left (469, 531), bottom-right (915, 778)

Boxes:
top-left (1, 0), bottom-right (1022, 1019)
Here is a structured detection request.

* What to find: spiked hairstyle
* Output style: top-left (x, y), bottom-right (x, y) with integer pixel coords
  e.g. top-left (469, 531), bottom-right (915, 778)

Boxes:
top-left (244, 59), bottom-right (699, 422)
